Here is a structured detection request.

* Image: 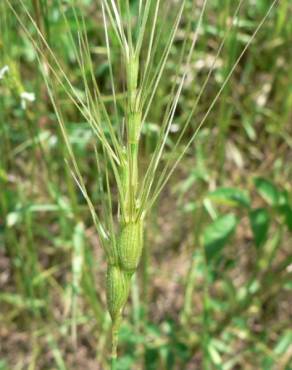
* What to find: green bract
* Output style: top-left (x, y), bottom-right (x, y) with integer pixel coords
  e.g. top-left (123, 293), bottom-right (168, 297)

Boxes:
top-left (117, 221), bottom-right (143, 272)
top-left (106, 265), bottom-right (131, 321)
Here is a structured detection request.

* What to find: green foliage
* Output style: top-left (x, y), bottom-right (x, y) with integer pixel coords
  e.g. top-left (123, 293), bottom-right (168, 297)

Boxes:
top-left (207, 187), bottom-right (251, 208)
top-left (254, 177), bottom-right (280, 206)
top-left (203, 214), bottom-right (238, 262)
top-left (249, 208), bottom-right (270, 248)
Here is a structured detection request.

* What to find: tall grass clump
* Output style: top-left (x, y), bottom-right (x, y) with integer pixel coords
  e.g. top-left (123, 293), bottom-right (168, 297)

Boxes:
top-left (5, 0), bottom-right (278, 366)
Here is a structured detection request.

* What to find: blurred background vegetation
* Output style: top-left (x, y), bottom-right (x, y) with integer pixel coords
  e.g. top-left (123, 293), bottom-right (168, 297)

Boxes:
top-left (0, 0), bottom-right (291, 369)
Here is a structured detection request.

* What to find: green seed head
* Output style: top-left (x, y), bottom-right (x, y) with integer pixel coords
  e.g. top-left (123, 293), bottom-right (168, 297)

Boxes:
top-left (118, 221), bottom-right (143, 272)
top-left (106, 265), bottom-right (131, 321)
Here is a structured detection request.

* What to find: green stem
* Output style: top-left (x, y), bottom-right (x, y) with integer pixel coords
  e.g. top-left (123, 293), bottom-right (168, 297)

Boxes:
top-left (201, 241), bottom-right (211, 369)
top-left (111, 356), bottom-right (117, 370)
top-left (111, 317), bottom-right (121, 370)
top-left (125, 55), bottom-right (141, 222)
top-left (181, 204), bottom-right (204, 325)
top-left (110, 50), bottom-right (142, 367)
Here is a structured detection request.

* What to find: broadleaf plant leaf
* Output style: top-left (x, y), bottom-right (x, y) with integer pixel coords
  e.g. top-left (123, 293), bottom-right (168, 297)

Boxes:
top-left (249, 208), bottom-right (270, 248)
top-left (254, 177), bottom-right (279, 206)
top-left (280, 204), bottom-right (292, 231)
top-left (203, 214), bottom-right (238, 262)
top-left (207, 187), bottom-right (250, 208)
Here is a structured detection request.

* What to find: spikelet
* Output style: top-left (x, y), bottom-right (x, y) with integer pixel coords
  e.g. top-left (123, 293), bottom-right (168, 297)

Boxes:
top-left (117, 221), bottom-right (143, 272)
top-left (106, 265), bottom-right (131, 321)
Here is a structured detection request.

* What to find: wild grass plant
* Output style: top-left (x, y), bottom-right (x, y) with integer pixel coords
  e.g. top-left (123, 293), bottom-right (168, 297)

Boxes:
top-left (2, 0), bottom-right (286, 368)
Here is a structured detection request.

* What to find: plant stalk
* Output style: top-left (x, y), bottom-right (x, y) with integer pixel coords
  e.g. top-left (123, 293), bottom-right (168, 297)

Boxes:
top-left (111, 317), bottom-right (121, 370)
top-left (109, 51), bottom-right (143, 362)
